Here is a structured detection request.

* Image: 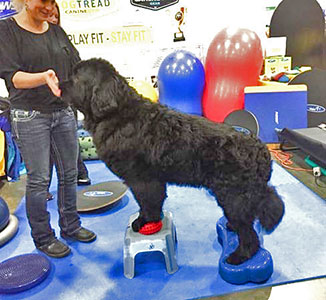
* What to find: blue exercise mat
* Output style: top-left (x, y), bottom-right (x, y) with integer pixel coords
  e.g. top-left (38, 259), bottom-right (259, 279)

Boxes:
top-left (0, 161), bottom-right (325, 299)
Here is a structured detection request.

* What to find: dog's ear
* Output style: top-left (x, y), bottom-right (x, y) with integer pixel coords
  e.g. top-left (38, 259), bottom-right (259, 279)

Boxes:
top-left (59, 79), bottom-right (74, 105)
top-left (90, 73), bottom-right (128, 118)
top-left (91, 80), bottom-right (119, 118)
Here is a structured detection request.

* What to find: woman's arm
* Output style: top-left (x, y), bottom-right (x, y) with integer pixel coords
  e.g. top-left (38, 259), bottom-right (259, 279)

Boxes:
top-left (12, 69), bottom-right (61, 97)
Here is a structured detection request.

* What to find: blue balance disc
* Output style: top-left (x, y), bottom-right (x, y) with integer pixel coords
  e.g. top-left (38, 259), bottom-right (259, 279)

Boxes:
top-left (0, 197), bottom-right (10, 232)
top-left (158, 50), bottom-right (205, 115)
top-left (0, 254), bottom-right (51, 294)
top-left (216, 216), bottom-right (273, 285)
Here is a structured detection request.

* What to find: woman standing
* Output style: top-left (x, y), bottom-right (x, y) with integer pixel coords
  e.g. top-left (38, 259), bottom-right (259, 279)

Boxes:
top-left (0, 0), bottom-right (96, 258)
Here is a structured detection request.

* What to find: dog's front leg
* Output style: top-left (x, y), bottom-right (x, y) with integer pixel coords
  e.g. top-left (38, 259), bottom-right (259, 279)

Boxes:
top-left (127, 180), bottom-right (166, 232)
top-left (131, 211), bottom-right (147, 232)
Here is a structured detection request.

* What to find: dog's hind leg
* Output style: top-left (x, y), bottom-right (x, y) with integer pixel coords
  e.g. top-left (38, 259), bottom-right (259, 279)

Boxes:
top-left (225, 221), bottom-right (259, 265)
top-left (127, 180), bottom-right (167, 232)
top-left (212, 188), bottom-right (260, 265)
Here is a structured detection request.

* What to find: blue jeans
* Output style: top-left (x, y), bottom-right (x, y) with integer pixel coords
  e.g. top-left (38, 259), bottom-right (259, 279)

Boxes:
top-left (10, 107), bottom-right (81, 247)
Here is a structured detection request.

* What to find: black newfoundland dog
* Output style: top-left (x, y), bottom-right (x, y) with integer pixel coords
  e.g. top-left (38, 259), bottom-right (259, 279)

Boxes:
top-left (61, 58), bottom-right (284, 265)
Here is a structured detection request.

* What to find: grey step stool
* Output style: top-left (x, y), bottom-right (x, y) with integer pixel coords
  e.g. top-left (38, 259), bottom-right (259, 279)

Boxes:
top-left (123, 210), bottom-right (178, 279)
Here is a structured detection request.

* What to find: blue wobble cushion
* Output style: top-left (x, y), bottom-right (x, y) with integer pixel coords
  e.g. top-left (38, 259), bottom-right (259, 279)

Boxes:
top-left (216, 216), bottom-right (273, 285)
top-left (0, 254), bottom-right (51, 294)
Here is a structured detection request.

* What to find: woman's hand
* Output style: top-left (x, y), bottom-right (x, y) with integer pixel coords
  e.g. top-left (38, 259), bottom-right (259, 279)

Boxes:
top-left (44, 69), bottom-right (61, 97)
top-left (12, 69), bottom-right (62, 97)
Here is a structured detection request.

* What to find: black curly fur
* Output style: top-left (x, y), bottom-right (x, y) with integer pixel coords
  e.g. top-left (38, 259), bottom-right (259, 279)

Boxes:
top-left (60, 58), bottom-right (285, 265)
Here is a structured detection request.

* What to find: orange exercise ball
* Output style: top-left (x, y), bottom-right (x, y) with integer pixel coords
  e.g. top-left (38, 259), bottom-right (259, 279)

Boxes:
top-left (202, 27), bottom-right (263, 122)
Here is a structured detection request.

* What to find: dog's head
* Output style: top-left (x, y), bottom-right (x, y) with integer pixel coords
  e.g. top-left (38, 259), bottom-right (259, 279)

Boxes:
top-left (60, 58), bottom-right (130, 119)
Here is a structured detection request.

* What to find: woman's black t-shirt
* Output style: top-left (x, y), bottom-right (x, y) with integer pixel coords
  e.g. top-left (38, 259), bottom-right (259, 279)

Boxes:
top-left (0, 18), bottom-right (80, 112)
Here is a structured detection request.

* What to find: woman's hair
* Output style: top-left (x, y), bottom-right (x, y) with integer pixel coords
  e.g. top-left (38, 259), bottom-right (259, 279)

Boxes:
top-left (12, 0), bottom-right (61, 25)
top-left (54, 2), bottom-right (61, 25)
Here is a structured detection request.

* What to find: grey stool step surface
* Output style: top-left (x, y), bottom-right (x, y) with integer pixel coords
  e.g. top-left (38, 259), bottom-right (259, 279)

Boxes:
top-left (123, 211), bottom-right (178, 279)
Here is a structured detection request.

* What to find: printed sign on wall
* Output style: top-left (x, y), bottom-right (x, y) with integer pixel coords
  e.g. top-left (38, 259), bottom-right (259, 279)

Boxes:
top-left (59, 0), bottom-right (118, 20)
top-left (67, 25), bottom-right (152, 47)
top-left (0, 0), bottom-right (16, 19)
top-left (130, 0), bottom-right (179, 11)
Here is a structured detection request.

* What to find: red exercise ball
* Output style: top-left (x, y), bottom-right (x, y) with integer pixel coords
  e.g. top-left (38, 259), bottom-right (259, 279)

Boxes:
top-left (202, 27), bottom-right (263, 122)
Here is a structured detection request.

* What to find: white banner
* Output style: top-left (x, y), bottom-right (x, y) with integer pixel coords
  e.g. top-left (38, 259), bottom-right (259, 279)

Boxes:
top-left (58, 0), bottom-right (118, 20)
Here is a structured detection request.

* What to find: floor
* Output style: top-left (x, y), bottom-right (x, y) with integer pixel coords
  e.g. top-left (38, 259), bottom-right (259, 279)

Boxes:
top-left (1, 152), bottom-right (326, 299)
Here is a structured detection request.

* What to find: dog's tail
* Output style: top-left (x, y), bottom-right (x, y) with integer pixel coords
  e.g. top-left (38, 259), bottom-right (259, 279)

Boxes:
top-left (257, 186), bottom-right (285, 232)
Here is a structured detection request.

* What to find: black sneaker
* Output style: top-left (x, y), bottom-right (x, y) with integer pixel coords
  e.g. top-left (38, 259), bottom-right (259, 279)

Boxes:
top-left (61, 227), bottom-right (96, 243)
top-left (37, 239), bottom-right (71, 258)
top-left (77, 175), bottom-right (91, 186)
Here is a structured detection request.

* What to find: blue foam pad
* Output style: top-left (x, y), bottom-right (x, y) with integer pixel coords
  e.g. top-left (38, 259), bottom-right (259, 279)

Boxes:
top-left (216, 216), bottom-right (273, 284)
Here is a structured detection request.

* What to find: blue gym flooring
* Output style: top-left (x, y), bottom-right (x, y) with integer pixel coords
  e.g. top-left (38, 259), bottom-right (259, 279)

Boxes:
top-left (0, 161), bottom-right (326, 299)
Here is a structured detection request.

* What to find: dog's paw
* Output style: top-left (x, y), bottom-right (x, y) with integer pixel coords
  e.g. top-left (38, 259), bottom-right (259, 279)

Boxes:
top-left (226, 251), bottom-right (250, 265)
top-left (131, 217), bottom-right (146, 232)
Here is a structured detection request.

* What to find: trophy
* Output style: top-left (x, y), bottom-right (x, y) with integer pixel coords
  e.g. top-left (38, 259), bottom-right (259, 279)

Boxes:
top-left (174, 7), bottom-right (185, 42)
